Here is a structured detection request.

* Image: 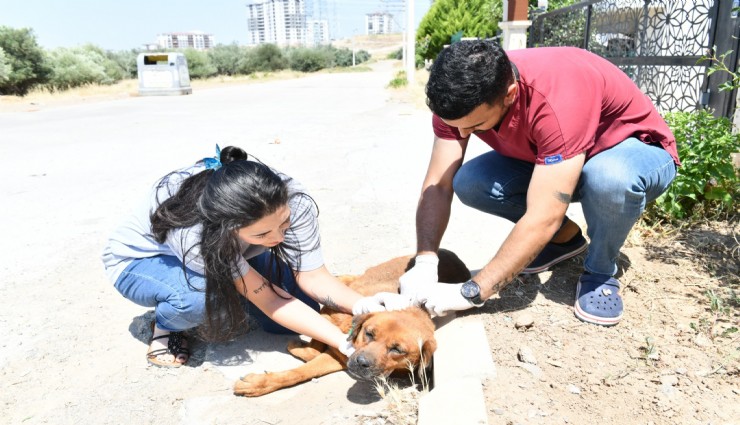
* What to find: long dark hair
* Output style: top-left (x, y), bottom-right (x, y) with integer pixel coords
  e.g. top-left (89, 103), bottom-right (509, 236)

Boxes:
top-left (150, 146), bottom-right (317, 341)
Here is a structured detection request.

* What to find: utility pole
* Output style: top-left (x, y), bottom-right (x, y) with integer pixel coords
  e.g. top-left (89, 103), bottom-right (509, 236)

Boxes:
top-left (405, 0), bottom-right (415, 84)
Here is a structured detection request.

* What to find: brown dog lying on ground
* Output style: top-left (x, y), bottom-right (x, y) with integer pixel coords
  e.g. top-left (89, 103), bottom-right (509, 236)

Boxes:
top-left (233, 249), bottom-right (471, 397)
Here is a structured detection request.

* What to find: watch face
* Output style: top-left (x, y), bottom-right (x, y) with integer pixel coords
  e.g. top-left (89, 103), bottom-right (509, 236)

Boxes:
top-left (461, 280), bottom-right (480, 298)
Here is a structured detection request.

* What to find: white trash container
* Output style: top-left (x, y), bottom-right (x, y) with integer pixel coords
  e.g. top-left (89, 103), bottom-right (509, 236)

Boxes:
top-left (136, 53), bottom-right (192, 96)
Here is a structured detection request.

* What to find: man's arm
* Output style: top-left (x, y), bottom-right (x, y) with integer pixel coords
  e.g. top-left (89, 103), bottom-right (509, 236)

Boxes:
top-left (416, 136), bottom-right (469, 254)
top-left (473, 153), bottom-right (586, 300)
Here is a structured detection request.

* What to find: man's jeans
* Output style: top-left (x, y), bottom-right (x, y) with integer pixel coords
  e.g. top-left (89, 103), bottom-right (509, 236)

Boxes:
top-left (452, 138), bottom-right (676, 276)
top-left (114, 252), bottom-right (319, 333)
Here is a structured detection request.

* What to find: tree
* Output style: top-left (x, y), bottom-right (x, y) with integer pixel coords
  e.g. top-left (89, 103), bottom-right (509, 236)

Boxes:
top-left (253, 44), bottom-right (288, 72)
top-left (107, 49), bottom-right (139, 79)
top-left (0, 26), bottom-right (51, 96)
top-left (182, 48), bottom-right (217, 79)
top-left (287, 47), bottom-right (334, 72)
top-left (45, 46), bottom-right (116, 91)
top-left (0, 47), bottom-right (11, 82)
top-left (416, 0), bottom-right (499, 60)
top-left (416, 0), bottom-right (582, 61)
top-left (208, 43), bottom-right (244, 76)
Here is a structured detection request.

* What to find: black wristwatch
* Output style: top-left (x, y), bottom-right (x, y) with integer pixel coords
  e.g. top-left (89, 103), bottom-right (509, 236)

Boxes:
top-left (460, 279), bottom-right (485, 306)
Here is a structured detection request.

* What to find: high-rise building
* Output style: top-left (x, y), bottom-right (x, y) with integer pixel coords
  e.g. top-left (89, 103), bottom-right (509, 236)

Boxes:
top-left (157, 32), bottom-right (215, 50)
top-left (246, 0), bottom-right (307, 46)
top-left (365, 12), bottom-right (394, 35)
top-left (306, 19), bottom-right (330, 46)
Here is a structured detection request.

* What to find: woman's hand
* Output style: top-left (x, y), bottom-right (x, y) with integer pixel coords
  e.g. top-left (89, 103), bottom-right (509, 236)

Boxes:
top-left (351, 292), bottom-right (415, 315)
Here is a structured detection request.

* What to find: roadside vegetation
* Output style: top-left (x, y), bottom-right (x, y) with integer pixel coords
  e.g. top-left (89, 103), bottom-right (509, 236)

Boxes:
top-left (0, 25), bottom-right (371, 97)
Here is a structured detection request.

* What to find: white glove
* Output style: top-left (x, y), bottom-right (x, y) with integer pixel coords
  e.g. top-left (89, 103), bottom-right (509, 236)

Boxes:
top-left (337, 336), bottom-right (355, 357)
top-left (399, 254), bottom-right (439, 303)
top-left (416, 282), bottom-right (476, 317)
top-left (352, 292), bottom-right (415, 315)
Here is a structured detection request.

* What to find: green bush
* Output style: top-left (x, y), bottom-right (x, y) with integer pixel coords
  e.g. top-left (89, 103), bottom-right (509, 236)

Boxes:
top-left (253, 44), bottom-right (287, 72)
top-left (644, 110), bottom-right (739, 223)
top-left (387, 70), bottom-right (407, 88)
top-left (287, 47), bottom-right (333, 72)
top-left (354, 49), bottom-right (370, 64)
top-left (81, 44), bottom-right (126, 82)
top-left (45, 45), bottom-right (120, 91)
top-left (387, 47), bottom-right (403, 60)
top-left (0, 47), bottom-right (11, 82)
top-left (208, 44), bottom-right (244, 76)
top-left (416, 0), bottom-right (498, 61)
top-left (108, 49), bottom-right (139, 79)
top-left (0, 26), bottom-right (52, 96)
top-left (183, 48), bottom-right (217, 79)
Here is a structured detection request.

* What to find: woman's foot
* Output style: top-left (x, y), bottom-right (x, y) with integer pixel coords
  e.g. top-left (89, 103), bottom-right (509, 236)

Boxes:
top-left (147, 324), bottom-right (190, 367)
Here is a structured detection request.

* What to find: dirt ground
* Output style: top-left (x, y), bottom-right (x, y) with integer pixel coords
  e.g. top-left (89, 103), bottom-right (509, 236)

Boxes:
top-left (472, 220), bottom-right (739, 425)
top-left (1, 57), bottom-right (737, 425)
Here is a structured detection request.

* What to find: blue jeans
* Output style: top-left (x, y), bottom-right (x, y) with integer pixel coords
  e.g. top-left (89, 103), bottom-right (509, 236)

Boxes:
top-left (452, 138), bottom-right (676, 276)
top-left (114, 252), bottom-right (319, 333)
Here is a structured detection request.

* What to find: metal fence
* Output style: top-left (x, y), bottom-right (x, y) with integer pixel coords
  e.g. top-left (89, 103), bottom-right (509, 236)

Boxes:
top-left (529, 0), bottom-right (740, 119)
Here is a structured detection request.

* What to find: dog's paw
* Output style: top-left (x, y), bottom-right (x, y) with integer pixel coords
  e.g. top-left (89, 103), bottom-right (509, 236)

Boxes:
top-left (233, 373), bottom-right (272, 397)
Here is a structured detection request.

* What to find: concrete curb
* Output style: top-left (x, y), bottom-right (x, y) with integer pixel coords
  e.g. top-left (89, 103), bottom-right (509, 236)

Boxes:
top-left (418, 314), bottom-right (496, 424)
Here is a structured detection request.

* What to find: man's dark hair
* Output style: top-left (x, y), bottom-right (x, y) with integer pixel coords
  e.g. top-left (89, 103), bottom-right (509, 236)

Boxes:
top-left (426, 40), bottom-right (513, 120)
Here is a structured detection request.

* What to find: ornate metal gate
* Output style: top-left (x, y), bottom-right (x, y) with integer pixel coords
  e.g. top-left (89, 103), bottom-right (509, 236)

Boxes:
top-left (529, 0), bottom-right (740, 119)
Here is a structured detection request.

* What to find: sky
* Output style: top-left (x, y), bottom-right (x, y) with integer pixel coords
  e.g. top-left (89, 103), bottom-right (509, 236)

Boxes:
top-left (0, 0), bottom-right (431, 51)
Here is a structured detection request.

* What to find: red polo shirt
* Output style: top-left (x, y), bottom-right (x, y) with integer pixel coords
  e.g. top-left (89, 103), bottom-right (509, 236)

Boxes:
top-left (433, 47), bottom-right (680, 166)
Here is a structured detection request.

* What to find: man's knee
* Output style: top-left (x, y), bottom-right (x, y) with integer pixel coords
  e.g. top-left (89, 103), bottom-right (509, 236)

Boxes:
top-left (453, 168), bottom-right (500, 206)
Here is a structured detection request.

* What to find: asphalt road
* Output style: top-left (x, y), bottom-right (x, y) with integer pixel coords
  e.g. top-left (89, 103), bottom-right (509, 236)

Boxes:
top-left (0, 60), bottom-right (512, 424)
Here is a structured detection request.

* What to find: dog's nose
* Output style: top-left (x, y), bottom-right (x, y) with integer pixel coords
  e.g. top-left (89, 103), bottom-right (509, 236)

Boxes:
top-left (355, 354), bottom-right (371, 369)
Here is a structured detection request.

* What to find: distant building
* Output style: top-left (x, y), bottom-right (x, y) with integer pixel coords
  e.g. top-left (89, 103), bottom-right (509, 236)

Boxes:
top-left (306, 19), bottom-right (330, 46)
top-left (246, 0), bottom-right (306, 46)
top-left (157, 32), bottom-right (215, 50)
top-left (365, 12), bottom-right (393, 35)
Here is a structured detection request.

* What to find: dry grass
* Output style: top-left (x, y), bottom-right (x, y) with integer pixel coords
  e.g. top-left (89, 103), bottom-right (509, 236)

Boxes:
top-left (0, 68), bottom-right (368, 113)
top-left (365, 338), bottom-right (432, 425)
top-left (333, 33), bottom-right (404, 57)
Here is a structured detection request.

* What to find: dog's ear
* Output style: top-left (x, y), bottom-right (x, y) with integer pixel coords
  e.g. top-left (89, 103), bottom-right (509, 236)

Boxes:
top-left (348, 313), bottom-right (371, 342)
top-left (420, 338), bottom-right (437, 368)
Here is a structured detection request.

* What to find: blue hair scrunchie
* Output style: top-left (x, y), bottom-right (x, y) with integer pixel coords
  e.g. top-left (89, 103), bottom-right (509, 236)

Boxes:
top-left (203, 144), bottom-right (222, 170)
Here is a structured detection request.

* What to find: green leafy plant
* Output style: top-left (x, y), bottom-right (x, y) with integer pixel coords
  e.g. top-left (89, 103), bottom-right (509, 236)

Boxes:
top-left (640, 336), bottom-right (659, 366)
top-left (286, 47), bottom-right (334, 72)
top-left (643, 110), bottom-right (739, 223)
top-left (0, 26), bottom-right (52, 95)
top-left (415, 0), bottom-right (498, 60)
top-left (387, 70), bottom-right (408, 88)
top-left (182, 48), bottom-right (217, 79)
top-left (0, 47), bottom-right (11, 82)
top-left (704, 49), bottom-right (740, 92)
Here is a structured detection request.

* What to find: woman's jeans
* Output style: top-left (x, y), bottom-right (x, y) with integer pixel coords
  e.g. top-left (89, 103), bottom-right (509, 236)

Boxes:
top-left (113, 252), bottom-right (319, 333)
top-left (452, 138), bottom-right (676, 276)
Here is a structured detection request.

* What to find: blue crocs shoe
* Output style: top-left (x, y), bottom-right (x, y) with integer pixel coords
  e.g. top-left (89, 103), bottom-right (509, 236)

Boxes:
top-left (574, 273), bottom-right (623, 326)
top-left (522, 230), bottom-right (588, 274)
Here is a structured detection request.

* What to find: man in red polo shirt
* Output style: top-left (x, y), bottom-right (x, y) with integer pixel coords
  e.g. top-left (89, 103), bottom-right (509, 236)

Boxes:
top-left (400, 41), bottom-right (679, 326)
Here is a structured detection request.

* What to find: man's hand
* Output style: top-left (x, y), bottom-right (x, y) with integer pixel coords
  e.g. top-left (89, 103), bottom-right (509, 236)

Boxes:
top-left (352, 292), bottom-right (415, 315)
top-left (399, 254), bottom-right (439, 302)
top-left (337, 337), bottom-right (355, 357)
top-left (415, 282), bottom-right (476, 317)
